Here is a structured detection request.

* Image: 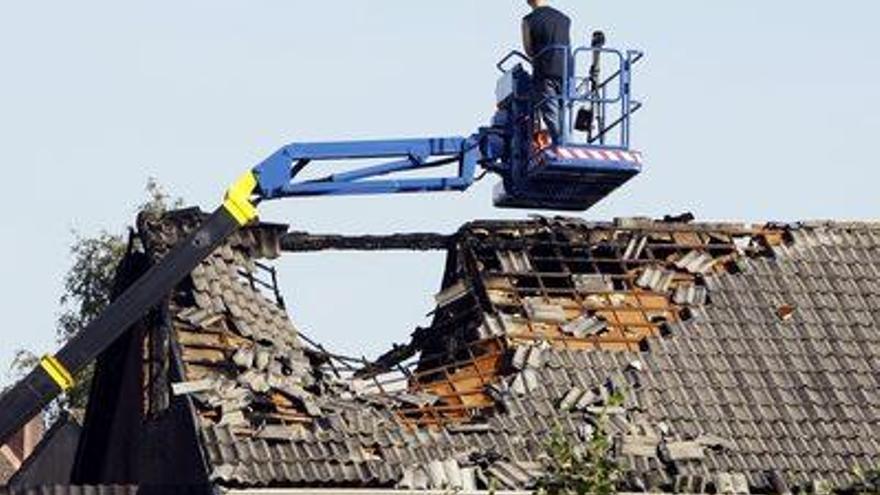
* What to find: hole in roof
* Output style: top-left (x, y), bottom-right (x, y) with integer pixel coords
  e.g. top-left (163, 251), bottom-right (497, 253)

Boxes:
top-left (273, 251), bottom-right (447, 361)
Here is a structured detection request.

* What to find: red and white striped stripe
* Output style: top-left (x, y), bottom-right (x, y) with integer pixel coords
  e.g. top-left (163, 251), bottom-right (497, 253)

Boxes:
top-left (546, 147), bottom-right (642, 164)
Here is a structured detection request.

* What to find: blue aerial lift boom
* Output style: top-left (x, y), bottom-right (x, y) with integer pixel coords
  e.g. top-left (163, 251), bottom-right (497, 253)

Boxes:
top-left (253, 40), bottom-right (643, 211)
top-left (0, 35), bottom-right (644, 444)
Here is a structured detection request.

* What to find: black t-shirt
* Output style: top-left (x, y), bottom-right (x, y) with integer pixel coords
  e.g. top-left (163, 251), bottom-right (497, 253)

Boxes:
top-left (523, 6), bottom-right (572, 79)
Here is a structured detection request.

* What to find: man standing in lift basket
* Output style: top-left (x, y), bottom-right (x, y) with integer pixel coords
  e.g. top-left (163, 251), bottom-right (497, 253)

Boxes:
top-left (522, 0), bottom-right (571, 145)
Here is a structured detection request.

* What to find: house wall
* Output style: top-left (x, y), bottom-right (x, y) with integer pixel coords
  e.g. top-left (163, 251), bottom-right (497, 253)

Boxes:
top-left (8, 418), bottom-right (81, 490)
top-left (71, 249), bottom-right (209, 488)
top-left (0, 415), bottom-right (45, 485)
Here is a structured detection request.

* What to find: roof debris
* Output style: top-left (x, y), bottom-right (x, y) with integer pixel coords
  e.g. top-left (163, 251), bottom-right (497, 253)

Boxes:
top-left (776, 303), bottom-right (797, 321)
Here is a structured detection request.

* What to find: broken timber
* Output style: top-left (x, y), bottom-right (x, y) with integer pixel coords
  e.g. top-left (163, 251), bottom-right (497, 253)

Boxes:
top-left (280, 232), bottom-right (452, 252)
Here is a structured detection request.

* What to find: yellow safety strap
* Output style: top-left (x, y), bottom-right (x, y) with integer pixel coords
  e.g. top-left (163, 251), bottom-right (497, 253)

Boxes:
top-left (40, 355), bottom-right (75, 392)
top-left (223, 171), bottom-right (259, 226)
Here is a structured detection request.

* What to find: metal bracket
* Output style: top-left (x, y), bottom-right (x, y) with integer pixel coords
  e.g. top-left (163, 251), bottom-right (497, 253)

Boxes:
top-left (223, 171), bottom-right (259, 226)
top-left (39, 355), bottom-right (74, 392)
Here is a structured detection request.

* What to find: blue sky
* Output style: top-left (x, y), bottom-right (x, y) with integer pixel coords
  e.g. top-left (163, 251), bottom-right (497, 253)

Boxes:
top-left (0, 1), bottom-right (877, 381)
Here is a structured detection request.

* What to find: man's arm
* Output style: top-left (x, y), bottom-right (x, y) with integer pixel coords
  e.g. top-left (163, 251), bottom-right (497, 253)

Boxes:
top-left (522, 19), bottom-right (534, 57)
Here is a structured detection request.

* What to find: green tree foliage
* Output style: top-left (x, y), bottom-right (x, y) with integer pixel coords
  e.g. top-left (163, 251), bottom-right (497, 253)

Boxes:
top-left (852, 465), bottom-right (880, 495)
top-left (7, 179), bottom-right (181, 413)
top-left (534, 393), bottom-right (623, 495)
top-left (57, 232), bottom-right (128, 342)
top-left (8, 350), bottom-right (39, 379)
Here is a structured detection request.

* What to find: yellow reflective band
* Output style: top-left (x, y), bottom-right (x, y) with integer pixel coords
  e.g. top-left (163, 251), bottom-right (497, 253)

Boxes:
top-left (223, 171), bottom-right (259, 226)
top-left (40, 355), bottom-right (75, 392)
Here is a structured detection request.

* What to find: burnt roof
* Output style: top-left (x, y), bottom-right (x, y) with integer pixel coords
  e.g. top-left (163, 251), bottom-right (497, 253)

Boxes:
top-left (0, 486), bottom-right (139, 495)
top-left (113, 211), bottom-right (880, 493)
top-left (7, 415), bottom-right (81, 491)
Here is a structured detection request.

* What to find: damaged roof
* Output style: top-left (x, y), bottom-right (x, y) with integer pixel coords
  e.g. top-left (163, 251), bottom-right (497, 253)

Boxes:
top-left (0, 487), bottom-right (138, 495)
top-left (125, 210), bottom-right (880, 493)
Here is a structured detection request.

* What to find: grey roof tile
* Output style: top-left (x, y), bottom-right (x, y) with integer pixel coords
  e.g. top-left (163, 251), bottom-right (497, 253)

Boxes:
top-left (136, 214), bottom-right (880, 492)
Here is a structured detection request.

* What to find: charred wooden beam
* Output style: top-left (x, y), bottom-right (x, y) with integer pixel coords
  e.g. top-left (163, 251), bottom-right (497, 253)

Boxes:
top-left (280, 232), bottom-right (453, 252)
